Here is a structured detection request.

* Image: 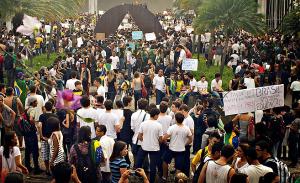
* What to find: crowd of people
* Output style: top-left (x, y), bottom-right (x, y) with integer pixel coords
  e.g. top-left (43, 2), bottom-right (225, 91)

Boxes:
top-left (0, 6), bottom-right (300, 183)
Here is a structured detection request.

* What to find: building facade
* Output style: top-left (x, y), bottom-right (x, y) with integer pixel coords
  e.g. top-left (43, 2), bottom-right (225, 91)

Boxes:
top-left (258, 0), bottom-right (295, 29)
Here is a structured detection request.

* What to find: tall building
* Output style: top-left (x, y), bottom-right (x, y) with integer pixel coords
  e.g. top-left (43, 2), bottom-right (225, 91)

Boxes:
top-left (258, 0), bottom-right (295, 29)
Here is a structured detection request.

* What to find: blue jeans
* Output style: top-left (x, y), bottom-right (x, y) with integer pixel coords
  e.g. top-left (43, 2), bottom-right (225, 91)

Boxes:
top-left (24, 134), bottom-right (39, 170)
top-left (134, 90), bottom-right (142, 110)
top-left (183, 145), bottom-right (191, 176)
top-left (136, 149), bottom-right (160, 183)
top-left (119, 58), bottom-right (125, 70)
top-left (156, 89), bottom-right (165, 105)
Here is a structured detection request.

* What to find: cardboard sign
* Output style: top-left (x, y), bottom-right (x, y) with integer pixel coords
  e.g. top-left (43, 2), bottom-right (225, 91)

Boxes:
top-left (132, 31), bottom-right (143, 40)
top-left (96, 33), bottom-right (105, 41)
top-left (223, 84), bottom-right (284, 116)
top-left (182, 59), bottom-right (198, 71)
top-left (145, 32), bottom-right (156, 41)
top-left (45, 25), bottom-right (51, 34)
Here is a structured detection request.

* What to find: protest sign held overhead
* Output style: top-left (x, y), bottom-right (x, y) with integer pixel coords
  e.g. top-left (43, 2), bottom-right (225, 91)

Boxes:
top-left (182, 59), bottom-right (198, 71)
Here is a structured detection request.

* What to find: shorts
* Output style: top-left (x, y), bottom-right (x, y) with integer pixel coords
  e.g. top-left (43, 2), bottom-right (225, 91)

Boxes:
top-left (163, 149), bottom-right (185, 171)
top-left (41, 140), bottom-right (50, 161)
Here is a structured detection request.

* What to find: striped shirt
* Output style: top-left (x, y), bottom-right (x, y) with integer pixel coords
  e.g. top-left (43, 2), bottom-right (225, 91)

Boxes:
top-left (110, 157), bottom-right (129, 183)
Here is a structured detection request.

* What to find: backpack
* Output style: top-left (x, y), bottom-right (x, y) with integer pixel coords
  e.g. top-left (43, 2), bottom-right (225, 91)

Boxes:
top-left (265, 157), bottom-right (290, 183)
top-left (193, 148), bottom-right (208, 183)
top-left (4, 54), bottom-right (14, 70)
top-left (74, 144), bottom-right (97, 183)
top-left (17, 108), bottom-right (37, 136)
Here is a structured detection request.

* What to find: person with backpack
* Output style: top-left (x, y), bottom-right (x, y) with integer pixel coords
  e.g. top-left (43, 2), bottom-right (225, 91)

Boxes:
top-left (198, 145), bottom-right (235, 183)
top-left (193, 142), bottom-right (223, 183)
top-left (24, 96), bottom-right (43, 174)
top-left (69, 126), bottom-right (99, 183)
top-left (191, 132), bottom-right (221, 178)
top-left (256, 140), bottom-right (289, 183)
top-left (3, 46), bottom-right (16, 88)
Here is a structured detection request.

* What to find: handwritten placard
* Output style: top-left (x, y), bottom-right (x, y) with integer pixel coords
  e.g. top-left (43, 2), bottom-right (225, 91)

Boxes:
top-left (45, 25), bottom-right (51, 33)
top-left (182, 59), bottom-right (198, 71)
top-left (132, 31), bottom-right (143, 40)
top-left (145, 32), bottom-right (156, 41)
top-left (77, 37), bottom-right (83, 48)
top-left (223, 84), bottom-right (284, 116)
top-left (96, 33), bottom-right (105, 41)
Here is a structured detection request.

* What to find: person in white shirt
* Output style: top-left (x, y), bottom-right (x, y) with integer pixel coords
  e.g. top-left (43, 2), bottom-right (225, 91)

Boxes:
top-left (162, 112), bottom-right (192, 180)
top-left (211, 73), bottom-right (224, 107)
top-left (232, 41), bottom-right (240, 54)
top-left (97, 100), bottom-right (120, 140)
top-left (239, 147), bottom-right (273, 183)
top-left (0, 131), bottom-right (28, 175)
top-left (101, 48), bottom-right (106, 59)
top-left (157, 101), bottom-right (172, 135)
top-left (25, 85), bottom-right (45, 121)
top-left (176, 45), bottom-right (186, 65)
top-left (183, 73), bottom-right (199, 104)
top-left (153, 69), bottom-right (166, 105)
top-left (290, 77), bottom-right (300, 104)
top-left (94, 78), bottom-right (106, 98)
top-left (96, 124), bottom-right (115, 183)
top-left (130, 98), bottom-right (150, 168)
top-left (229, 50), bottom-right (240, 72)
top-left (65, 71), bottom-right (80, 91)
top-left (243, 71), bottom-right (256, 89)
top-left (137, 108), bottom-right (163, 183)
top-left (197, 75), bottom-right (209, 96)
top-left (77, 96), bottom-right (98, 138)
top-left (126, 47), bottom-right (133, 80)
top-left (110, 51), bottom-right (119, 70)
top-left (179, 104), bottom-right (194, 176)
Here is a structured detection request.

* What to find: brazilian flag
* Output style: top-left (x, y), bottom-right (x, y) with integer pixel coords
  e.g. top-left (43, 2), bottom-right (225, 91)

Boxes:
top-left (14, 79), bottom-right (27, 106)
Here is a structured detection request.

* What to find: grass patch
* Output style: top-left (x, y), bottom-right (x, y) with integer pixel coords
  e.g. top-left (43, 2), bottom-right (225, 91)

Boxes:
top-left (23, 53), bottom-right (64, 72)
top-left (192, 56), bottom-right (233, 91)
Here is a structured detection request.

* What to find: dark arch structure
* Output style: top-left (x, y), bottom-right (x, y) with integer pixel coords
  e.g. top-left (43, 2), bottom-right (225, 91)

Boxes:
top-left (94, 4), bottom-right (164, 37)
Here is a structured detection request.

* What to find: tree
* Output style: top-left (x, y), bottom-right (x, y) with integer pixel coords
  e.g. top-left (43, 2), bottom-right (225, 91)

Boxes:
top-left (193, 0), bottom-right (265, 75)
top-left (281, 6), bottom-right (300, 36)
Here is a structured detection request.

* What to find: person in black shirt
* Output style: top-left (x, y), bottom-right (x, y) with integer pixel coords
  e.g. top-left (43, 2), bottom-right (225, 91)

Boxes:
top-left (38, 101), bottom-right (59, 175)
top-left (119, 96), bottom-right (134, 166)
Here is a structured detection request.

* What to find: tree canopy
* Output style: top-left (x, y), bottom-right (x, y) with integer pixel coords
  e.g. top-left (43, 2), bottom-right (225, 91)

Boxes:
top-left (0, 0), bottom-right (85, 22)
top-left (193, 0), bottom-right (265, 36)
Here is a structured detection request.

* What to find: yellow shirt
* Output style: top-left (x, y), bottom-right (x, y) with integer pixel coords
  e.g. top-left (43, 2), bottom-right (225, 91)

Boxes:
top-left (192, 146), bottom-right (211, 166)
top-left (176, 80), bottom-right (184, 92)
top-left (35, 37), bottom-right (43, 49)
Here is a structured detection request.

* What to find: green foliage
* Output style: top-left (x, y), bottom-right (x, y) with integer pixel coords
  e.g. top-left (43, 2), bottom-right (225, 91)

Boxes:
top-left (24, 53), bottom-right (63, 72)
top-left (281, 6), bottom-right (300, 36)
top-left (192, 57), bottom-right (232, 91)
top-left (0, 0), bottom-right (85, 22)
top-left (193, 0), bottom-right (265, 36)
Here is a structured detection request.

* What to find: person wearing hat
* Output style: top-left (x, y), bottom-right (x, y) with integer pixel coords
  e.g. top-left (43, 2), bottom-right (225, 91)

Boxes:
top-left (24, 96), bottom-right (43, 174)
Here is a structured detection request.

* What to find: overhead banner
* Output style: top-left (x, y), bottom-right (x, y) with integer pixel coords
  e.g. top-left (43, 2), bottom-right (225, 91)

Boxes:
top-left (182, 59), bottom-right (198, 71)
top-left (223, 84), bottom-right (284, 116)
top-left (132, 31), bottom-right (143, 40)
top-left (145, 32), bottom-right (156, 41)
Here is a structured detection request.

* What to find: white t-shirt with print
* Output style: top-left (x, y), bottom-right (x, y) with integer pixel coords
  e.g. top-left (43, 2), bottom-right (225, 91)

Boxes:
top-left (77, 107), bottom-right (98, 138)
top-left (190, 78), bottom-right (198, 92)
top-left (138, 120), bottom-right (163, 151)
